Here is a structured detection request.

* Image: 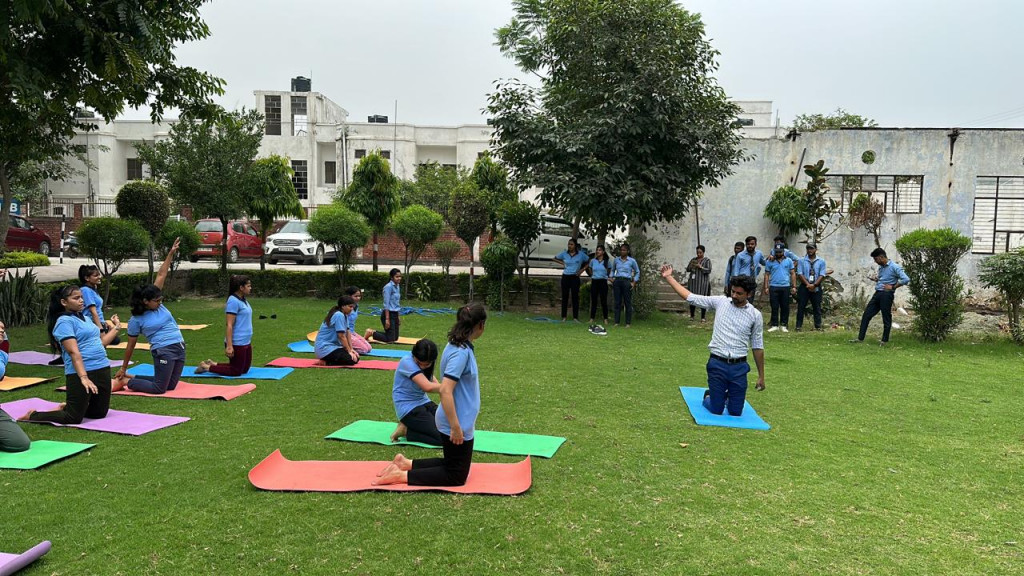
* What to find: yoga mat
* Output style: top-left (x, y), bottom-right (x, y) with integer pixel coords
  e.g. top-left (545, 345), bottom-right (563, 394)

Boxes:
top-left (287, 341), bottom-right (410, 358)
top-left (0, 398), bottom-right (190, 436)
top-left (126, 364), bottom-right (293, 380)
top-left (248, 449), bottom-right (532, 495)
top-left (679, 386), bottom-right (771, 431)
top-left (124, 324), bottom-right (207, 331)
top-left (0, 541), bottom-right (51, 576)
top-left (267, 357), bottom-right (398, 371)
top-left (58, 382), bottom-right (256, 401)
top-left (107, 342), bottom-right (150, 350)
top-left (7, 351), bottom-right (129, 368)
top-left (0, 440), bottom-right (94, 470)
top-left (0, 377), bottom-right (58, 392)
top-left (326, 420), bottom-right (566, 458)
top-left (305, 331), bottom-right (419, 346)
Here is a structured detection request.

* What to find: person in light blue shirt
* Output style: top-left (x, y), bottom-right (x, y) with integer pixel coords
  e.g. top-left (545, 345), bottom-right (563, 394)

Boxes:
top-left (0, 317), bottom-right (32, 452)
top-left (796, 243), bottom-right (827, 331)
top-left (345, 286), bottom-right (372, 354)
top-left (315, 295), bottom-right (359, 366)
top-left (768, 235), bottom-right (799, 263)
top-left (734, 236), bottom-right (768, 285)
top-left (723, 241), bottom-right (744, 296)
top-left (79, 264), bottom-right (119, 345)
top-left (611, 243), bottom-right (640, 327)
top-left (373, 303), bottom-right (487, 488)
top-left (389, 339), bottom-right (443, 445)
top-left (854, 248), bottom-right (911, 345)
top-left (198, 275), bottom-right (254, 377)
top-left (371, 269), bottom-right (403, 343)
top-left (115, 239), bottom-right (187, 394)
top-left (587, 245), bottom-right (612, 323)
top-left (555, 239), bottom-right (590, 322)
top-left (763, 247), bottom-right (796, 332)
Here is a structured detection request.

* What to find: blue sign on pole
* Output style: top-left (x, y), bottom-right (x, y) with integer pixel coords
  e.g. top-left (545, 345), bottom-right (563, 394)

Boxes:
top-left (8, 199), bottom-right (20, 215)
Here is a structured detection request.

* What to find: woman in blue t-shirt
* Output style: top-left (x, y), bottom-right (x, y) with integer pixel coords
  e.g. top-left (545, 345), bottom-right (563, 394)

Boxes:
top-left (345, 286), bottom-right (372, 354)
top-left (587, 245), bottom-right (612, 324)
top-left (21, 285), bottom-right (122, 424)
top-left (554, 239), bottom-right (589, 322)
top-left (197, 275), bottom-right (253, 376)
top-left (374, 303), bottom-right (487, 487)
top-left (314, 295), bottom-right (360, 366)
top-left (388, 339), bottom-right (442, 445)
top-left (79, 264), bottom-right (120, 346)
top-left (113, 238), bottom-right (187, 394)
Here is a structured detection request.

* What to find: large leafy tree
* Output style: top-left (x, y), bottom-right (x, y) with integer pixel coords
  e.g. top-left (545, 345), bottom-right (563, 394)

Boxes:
top-left (341, 151), bottom-right (400, 271)
top-left (115, 180), bottom-right (171, 281)
top-left (392, 205), bottom-right (444, 290)
top-left (487, 0), bottom-right (745, 236)
top-left (0, 0), bottom-right (223, 253)
top-left (399, 162), bottom-right (462, 220)
top-left (136, 108), bottom-right (264, 273)
top-left (308, 203), bottom-right (371, 288)
top-left (471, 152), bottom-right (515, 236)
top-left (244, 155), bottom-right (304, 270)
top-left (498, 200), bottom-right (541, 308)
top-left (793, 108), bottom-right (878, 132)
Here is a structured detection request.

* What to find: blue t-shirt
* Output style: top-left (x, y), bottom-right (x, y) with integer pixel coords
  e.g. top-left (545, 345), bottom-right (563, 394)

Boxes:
top-left (126, 305), bottom-right (183, 351)
top-left (81, 285), bottom-right (105, 324)
top-left (589, 257), bottom-right (611, 280)
top-left (612, 256), bottom-right (640, 281)
top-left (765, 258), bottom-right (794, 287)
top-left (383, 282), bottom-right (401, 311)
top-left (392, 355), bottom-right (433, 420)
top-left (798, 257), bottom-right (827, 284)
top-left (0, 348), bottom-right (8, 380)
top-left (556, 250), bottom-right (589, 275)
top-left (435, 342), bottom-right (481, 441)
top-left (53, 314), bottom-right (110, 375)
top-left (347, 308), bottom-right (359, 333)
top-left (314, 310), bottom-right (348, 359)
top-left (225, 295), bottom-right (253, 346)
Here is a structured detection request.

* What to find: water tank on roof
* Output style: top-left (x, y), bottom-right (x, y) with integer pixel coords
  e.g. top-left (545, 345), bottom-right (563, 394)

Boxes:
top-left (291, 76), bottom-right (311, 92)
top-left (368, 115), bottom-right (389, 123)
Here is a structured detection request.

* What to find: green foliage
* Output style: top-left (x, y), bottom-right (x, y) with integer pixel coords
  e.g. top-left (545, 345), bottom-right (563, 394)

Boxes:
top-left (308, 203), bottom-right (371, 287)
top-left (76, 217), bottom-right (151, 303)
top-left (433, 239), bottom-right (462, 279)
top-left (623, 230), bottom-right (662, 320)
top-left (893, 228), bottom-right (973, 342)
top-left (793, 108), bottom-right (878, 132)
top-left (848, 193), bottom-right (885, 248)
top-left (498, 200), bottom-right (542, 306)
top-left (400, 162), bottom-right (464, 220)
top-left (488, 0), bottom-right (746, 233)
top-left (156, 220), bottom-right (203, 273)
top-left (861, 150), bottom-right (876, 164)
top-left (243, 155), bottom-right (303, 270)
top-left (472, 152), bottom-right (515, 232)
top-left (763, 185), bottom-right (813, 237)
top-left (0, 269), bottom-right (47, 327)
top-left (0, 251), bottom-right (50, 268)
top-left (342, 151), bottom-right (400, 271)
top-left (481, 238), bottom-right (519, 310)
top-left (448, 180), bottom-right (490, 300)
top-left (392, 205), bottom-right (444, 284)
top-left (803, 160), bottom-right (842, 243)
top-left (115, 180), bottom-right (171, 240)
top-left (978, 247), bottom-right (1024, 344)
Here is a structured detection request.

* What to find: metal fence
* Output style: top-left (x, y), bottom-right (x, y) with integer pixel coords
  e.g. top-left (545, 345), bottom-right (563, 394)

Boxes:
top-left (25, 199), bottom-right (119, 218)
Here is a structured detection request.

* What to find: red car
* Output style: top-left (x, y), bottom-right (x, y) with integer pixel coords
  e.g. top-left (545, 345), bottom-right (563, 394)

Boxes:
top-left (6, 214), bottom-right (53, 255)
top-left (190, 219), bottom-right (262, 263)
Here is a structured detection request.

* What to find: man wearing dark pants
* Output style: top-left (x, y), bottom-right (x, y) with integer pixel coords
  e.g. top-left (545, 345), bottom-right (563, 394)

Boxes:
top-left (661, 266), bottom-right (765, 416)
top-left (796, 243), bottom-right (827, 331)
top-left (853, 248), bottom-right (910, 345)
top-left (764, 247), bottom-right (796, 332)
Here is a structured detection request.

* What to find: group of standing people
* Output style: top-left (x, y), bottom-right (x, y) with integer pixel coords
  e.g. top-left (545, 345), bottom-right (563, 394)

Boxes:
top-left (555, 241), bottom-right (640, 327)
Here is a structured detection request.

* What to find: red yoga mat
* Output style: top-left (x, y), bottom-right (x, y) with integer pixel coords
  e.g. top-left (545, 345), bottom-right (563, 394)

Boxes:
top-left (57, 382), bottom-right (256, 401)
top-left (266, 357), bottom-right (398, 370)
top-left (248, 450), bottom-right (532, 495)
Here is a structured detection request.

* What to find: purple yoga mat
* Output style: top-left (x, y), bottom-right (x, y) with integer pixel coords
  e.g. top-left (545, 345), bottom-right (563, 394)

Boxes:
top-left (7, 350), bottom-right (130, 368)
top-left (0, 398), bottom-right (189, 436)
top-left (0, 541), bottom-right (51, 576)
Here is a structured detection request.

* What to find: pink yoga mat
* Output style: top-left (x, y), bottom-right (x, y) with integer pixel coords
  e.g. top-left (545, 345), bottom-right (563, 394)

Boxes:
top-left (248, 450), bottom-right (532, 495)
top-left (0, 398), bottom-right (189, 436)
top-left (57, 382), bottom-right (256, 401)
top-left (266, 357), bottom-right (398, 370)
top-left (0, 541), bottom-right (51, 576)
top-left (7, 350), bottom-right (130, 368)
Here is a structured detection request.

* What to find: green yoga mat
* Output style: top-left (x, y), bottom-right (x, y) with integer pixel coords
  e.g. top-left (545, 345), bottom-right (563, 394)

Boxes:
top-left (326, 419), bottom-right (566, 458)
top-left (0, 440), bottom-right (95, 470)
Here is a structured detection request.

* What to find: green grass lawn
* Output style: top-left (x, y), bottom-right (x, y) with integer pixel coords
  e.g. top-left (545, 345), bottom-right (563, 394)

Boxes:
top-left (2, 295), bottom-right (1022, 575)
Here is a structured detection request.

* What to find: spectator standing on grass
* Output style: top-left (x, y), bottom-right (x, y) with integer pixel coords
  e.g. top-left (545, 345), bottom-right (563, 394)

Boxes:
top-left (686, 245), bottom-right (712, 322)
top-left (734, 236), bottom-right (768, 296)
top-left (852, 248), bottom-right (910, 346)
top-left (611, 243), bottom-right (640, 327)
top-left (587, 245), bottom-right (612, 324)
top-left (554, 239), bottom-right (589, 322)
top-left (764, 247), bottom-right (796, 332)
top-left (723, 241), bottom-right (743, 296)
top-left (796, 243), bottom-right (827, 331)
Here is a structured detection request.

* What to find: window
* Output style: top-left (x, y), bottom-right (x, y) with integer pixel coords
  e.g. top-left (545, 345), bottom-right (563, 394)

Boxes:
top-left (126, 158), bottom-right (143, 180)
top-left (265, 95), bottom-right (281, 135)
top-left (232, 223), bottom-right (245, 234)
top-left (822, 174), bottom-right (923, 214)
top-left (354, 149), bottom-right (366, 159)
top-left (442, 163), bottom-right (457, 170)
top-left (380, 150), bottom-right (391, 160)
top-left (291, 160), bottom-right (308, 199)
top-left (324, 161), bottom-right (336, 184)
top-left (972, 176), bottom-right (1024, 254)
top-left (291, 95), bottom-right (308, 135)
top-left (542, 218), bottom-right (573, 236)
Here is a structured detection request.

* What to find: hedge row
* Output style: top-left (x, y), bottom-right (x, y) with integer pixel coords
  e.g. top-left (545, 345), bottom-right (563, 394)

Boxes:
top-left (0, 251), bottom-right (50, 268)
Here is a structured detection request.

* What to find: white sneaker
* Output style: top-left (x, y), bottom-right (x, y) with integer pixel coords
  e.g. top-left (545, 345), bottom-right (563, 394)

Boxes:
top-left (781, 327), bottom-right (789, 333)
top-left (767, 326), bottom-right (779, 333)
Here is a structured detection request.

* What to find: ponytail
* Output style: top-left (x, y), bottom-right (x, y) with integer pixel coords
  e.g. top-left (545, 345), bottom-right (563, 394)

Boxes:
top-left (77, 264), bottom-right (99, 286)
top-left (447, 303), bottom-right (487, 345)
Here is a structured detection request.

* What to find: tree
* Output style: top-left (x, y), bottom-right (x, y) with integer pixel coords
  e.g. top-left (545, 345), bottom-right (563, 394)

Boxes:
top-left (487, 0), bottom-right (746, 236)
top-left (136, 108), bottom-right (264, 273)
top-left (0, 1), bottom-right (223, 253)
top-left (893, 228), bottom-right (973, 342)
top-left (978, 248), bottom-right (1024, 344)
top-left (763, 185), bottom-right (813, 239)
top-left (308, 203), bottom-right (371, 288)
top-left (244, 155), bottom-right (304, 270)
top-left (116, 180), bottom-right (171, 281)
top-left (399, 162), bottom-right (462, 221)
top-left (480, 238), bottom-right (518, 311)
top-left (392, 205), bottom-right (444, 290)
top-left (448, 181), bottom-right (490, 300)
top-left (76, 218), bottom-right (150, 303)
top-left (793, 108), bottom-right (878, 132)
top-left (802, 160), bottom-right (843, 244)
top-left (155, 220), bottom-right (203, 277)
top-left (848, 193), bottom-right (885, 248)
top-left (433, 239), bottom-right (462, 275)
top-left (472, 153), bottom-right (515, 236)
top-left (498, 200), bottom-right (541, 308)
top-left (341, 151), bottom-right (400, 272)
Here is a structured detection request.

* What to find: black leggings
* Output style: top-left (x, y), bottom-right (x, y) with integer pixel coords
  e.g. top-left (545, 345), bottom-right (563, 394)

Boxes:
top-left (561, 275), bottom-right (581, 320)
top-left (30, 366), bottom-right (112, 425)
top-left (322, 348), bottom-right (358, 366)
top-left (590, 279), bottom-right (608, 321)
top-left (689, 305), bottom-right (706, 320)
top-left (372, 310), bottom-right (400, 342)
top-left (408, 434), bottom-right (474, 487)
top-left (401, 402), bottom-right (444, 446)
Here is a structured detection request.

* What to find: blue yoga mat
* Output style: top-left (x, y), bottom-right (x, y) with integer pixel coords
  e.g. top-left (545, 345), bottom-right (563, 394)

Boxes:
top-left (127, 364), bottom-right (294, 380)
top-left (679, 386), bottom-right (771, 431)
top-left (286, 341), bottom-right (409, 358)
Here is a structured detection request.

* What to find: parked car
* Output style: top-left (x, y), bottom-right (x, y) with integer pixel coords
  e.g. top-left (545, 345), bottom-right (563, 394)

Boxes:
top-left (264, 219), bottom-right (336, 265)
top-left (5, 214), bottom-right (53, 255)
top-left (523, 213), bottom-right (596, 268)
top-left (189, 219), bottom-right (262, 263)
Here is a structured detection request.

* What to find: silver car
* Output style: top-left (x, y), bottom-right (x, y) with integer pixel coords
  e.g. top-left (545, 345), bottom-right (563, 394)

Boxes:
top-left (264, 220), bottom-right (336, 265)
top-left (525, 214), bottom-right (596, 268)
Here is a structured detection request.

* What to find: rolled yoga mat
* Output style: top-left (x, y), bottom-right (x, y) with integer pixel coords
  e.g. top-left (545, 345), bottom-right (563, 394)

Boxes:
top-left (58, 382), bottom-right (256, 401)
top-left (7, 351), bottom-right (130, 368)
top-left (287, 341), bottom-right (409, 358)
top-left (326, 420), bottom-right (567, 458)
top-left (127, 364), bottom-right (293, 380)
top-left (0, 377), bottom-right (59, 392)
top-left (0, 398), bottom-right (190, 436)
top-left (267, 357), bottom-right (398, 371)
top-left (0, 541), bottom-right (51, 576)
top-left (248, 449), bottom-right (532, 495)
top-left (678, 386), bottom-right (771, 431)
top-left (0, 440), bottom-right (95, 470)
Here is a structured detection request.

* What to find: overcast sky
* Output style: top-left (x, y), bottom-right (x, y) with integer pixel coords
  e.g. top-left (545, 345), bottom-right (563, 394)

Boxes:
top-left (146, 0), bottom-right (1024, 129)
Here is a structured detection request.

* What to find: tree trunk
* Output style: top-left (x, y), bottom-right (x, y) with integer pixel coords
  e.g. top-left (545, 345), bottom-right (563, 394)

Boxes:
top-left (465, 238), bottom-right (475, 301)
top-left (0, 164), bottom-right (13, 254)
top-left (220, 218), bottom-right (229, 274)
top-left (403, 246), bottom-right (411, 294)
top-left (147, 243), bottom-right (155, 283)
top-left (571, 216), bottom-right (582, 242)
top-left (260, 229), bottom-right (268, 271)
top-left (596, 224), bottom-right (608, 250)
top-left (372, 232), bottom-right (379, 272)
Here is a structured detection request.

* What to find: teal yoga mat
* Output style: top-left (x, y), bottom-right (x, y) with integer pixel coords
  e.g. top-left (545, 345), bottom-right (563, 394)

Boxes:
top-left (325, 419), bottom-right (566, 458)
top-left (0, 440), bottom-right (95, 470)
top-left (679, 386), bottom-right (771, 430)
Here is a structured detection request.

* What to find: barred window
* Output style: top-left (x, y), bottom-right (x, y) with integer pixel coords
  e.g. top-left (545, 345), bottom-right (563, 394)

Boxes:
top-left (822, 175), bottom-right (923, 214)
top-left (291, 95), bottom-right (308, 136)
top-left (265, 95), bottom-right (281, 136)
top-left (291, 160), bottom-right (308, 200)
top-left (126, 158), bottom-right (143, 180)
top-left (324, 161), bottom-right (336, 185)
top-left (972, 176), bottom-right (1024, 254)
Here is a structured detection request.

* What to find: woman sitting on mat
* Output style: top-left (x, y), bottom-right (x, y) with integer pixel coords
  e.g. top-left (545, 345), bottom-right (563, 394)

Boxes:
top-left (113, 238), bottom-right (187, 394)
top-left (79, 264), bottom-right (120, 345)
top-left (345, 286), bottom-right (372, 355)
top-left (20, 285), bottom-right (122, 424)
top-left (0, 320), bottom-right (32, 452)
top-left (389, 338), bottom-right (443, 445)
top-left (366, 268), bottom-right (402, 343)
top-left (197, 275), bottom-right (253, 376)
top-left (374, 303), bottom-right (487, 487)
top-left (315, 295), bottom-right (360, 366)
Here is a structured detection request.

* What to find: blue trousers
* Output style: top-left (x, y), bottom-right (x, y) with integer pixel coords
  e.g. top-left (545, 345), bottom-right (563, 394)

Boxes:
top-left (613, 278), bottom-right (633, 325)
top-left (703, 357), bottom-right (750, 416)
top-left (128, 342), bottom-right (186, 394)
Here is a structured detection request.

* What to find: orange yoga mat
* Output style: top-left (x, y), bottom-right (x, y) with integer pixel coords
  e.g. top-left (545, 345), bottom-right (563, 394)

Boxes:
top-left (107, 342), bottom-right (150, 350)
top-left (0, 376), bottom-right (58, 392)
top-left (306, 331), bottom-right (418, 346)
top-left (266, 357), bottom-right (398, 370)
top-left (248, 450), bottom-right (532, 495)
top-left (58, 382), bottom-right (256, 401)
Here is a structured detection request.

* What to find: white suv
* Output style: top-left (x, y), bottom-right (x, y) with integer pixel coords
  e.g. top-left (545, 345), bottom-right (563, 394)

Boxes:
top-left (265, 220), bottom-right (336, 265)
top-left (525, 214), bottom-right (597, 268)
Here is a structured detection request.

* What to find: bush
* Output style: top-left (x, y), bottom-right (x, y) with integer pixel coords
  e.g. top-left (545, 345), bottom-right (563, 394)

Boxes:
top-left (481, 238), bottom-right (518, 310)
top-left (0, 269), bottom-right (47, 327)
top-left (393, 205), bottom-right (444, 284)
top-left (978, 247), bottom-right (1024, 344)
top-left (116, 180), bottom-right (171, 239)
top-left (0, 251), bottom-right (50, 268)
top-left (620, 230), bottom-right (662, 320)
top-left (156, 220), bottom-right (203, 272)
top-left (433, 240), bottom-right (461, 276)
top-left (308, 203), bottom-right (372, 287)
top-left (77, 218), bottom-right (151, 302)
top-left (763, 185), bottom-right (812, 238)
top-left (893, 228), bottom-right (972, 342)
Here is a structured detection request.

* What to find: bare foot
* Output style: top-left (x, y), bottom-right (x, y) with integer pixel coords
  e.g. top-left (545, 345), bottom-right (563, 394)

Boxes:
top-left (17, 410), bottom-right (35, 422)
top-left (390, 422), bottom-right (408, 443)
top-left (371, 468), bottom-right (408, 486)
top-left (375, 462), bottom-right (399, 478)
top-left (391, 453), bottom-right (412, 471)
top-left (111, 375), bottom-right (130, 392)
top-left (364, 329), bottom-right (374, 340)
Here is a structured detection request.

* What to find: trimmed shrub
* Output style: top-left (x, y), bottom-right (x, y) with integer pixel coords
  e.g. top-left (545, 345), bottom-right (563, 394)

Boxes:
top-left (893, 228), bottom-right (972, 342)
top-left (116, 180), bottom-right (171, 239)
top-left (77, 218), bottom-right (151, 303)
top-left (308, 203), bottom-right (371, 287)
top-left (0, 251), bottom-right (50, 268)
top-left (480, 238), bottom-right (518, 310)
top-left (978, 247), bottom-right (1024, 344)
